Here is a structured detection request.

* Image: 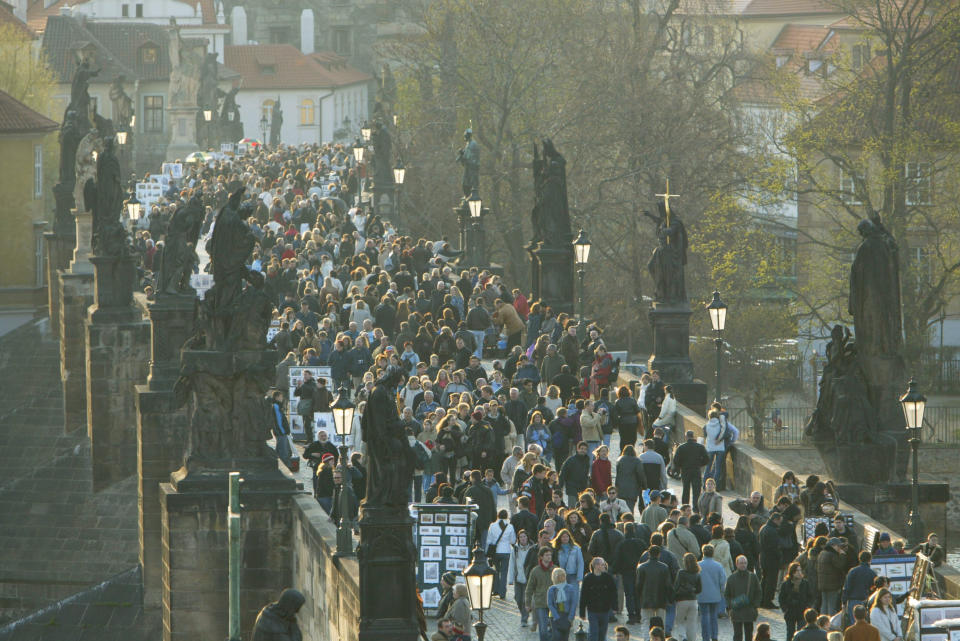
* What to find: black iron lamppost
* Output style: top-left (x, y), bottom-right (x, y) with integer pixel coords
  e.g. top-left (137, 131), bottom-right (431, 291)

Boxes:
top-left (574, 621), bottom-right (588, 641)
top-left (393, 161), bottom-right (405, 233)
top-left (353, 141), bottom-right (365, 206)
top-left (361, 121), bottom-right (372, 143)
top-left (573, 229), bottom-right (591, 338)
top-left (332, 385), bottom-right (356, 557)
top-left (259, 114), bottom-right (268, 146)
top-left (900, 378), bottom-right (926, 546)
top-left (706, 290), bottom-right (727, 404)
top-left (462, 544), bottom-right (494, 641)
top-left (467, 188), bottom-right (484, 267)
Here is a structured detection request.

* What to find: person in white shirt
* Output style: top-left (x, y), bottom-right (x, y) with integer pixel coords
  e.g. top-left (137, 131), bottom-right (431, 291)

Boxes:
top-left (870, 589), bottom-right (901, 641)
top-left (486, 510), bottom-right (517, 599)
top-left (652, 385), bottom-right (678, 442)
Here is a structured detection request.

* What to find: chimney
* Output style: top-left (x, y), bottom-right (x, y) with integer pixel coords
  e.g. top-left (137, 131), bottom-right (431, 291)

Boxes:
top-left (300, 9), bottom-right (314, 55)
top-left (230, 5), bottom-right (247, 46)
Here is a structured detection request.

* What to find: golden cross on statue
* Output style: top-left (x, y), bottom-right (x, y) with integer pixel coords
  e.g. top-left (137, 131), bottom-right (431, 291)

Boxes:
top-left (655, 179), bottom-right (680, 243)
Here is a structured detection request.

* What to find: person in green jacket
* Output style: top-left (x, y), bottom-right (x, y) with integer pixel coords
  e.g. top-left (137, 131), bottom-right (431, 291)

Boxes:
top-left (525, 546), bottom-right (557, 641)
top-left (724, 555), bottom-right (762, 641)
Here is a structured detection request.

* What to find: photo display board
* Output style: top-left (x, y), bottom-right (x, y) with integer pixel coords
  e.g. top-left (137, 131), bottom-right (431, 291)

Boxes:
top-left (412, 503), bottom-right (477, 614)
top-left (905, 553), bottom-right (949, 641)
top-left (802, 513), bottom-right (854, 540)
top-left (288, 366), bottom-right (332, 439)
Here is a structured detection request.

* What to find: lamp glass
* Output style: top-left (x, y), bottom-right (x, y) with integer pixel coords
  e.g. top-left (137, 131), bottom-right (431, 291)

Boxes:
top-left (115, 131), bottom-right (127, 145)
top-left (127, 203), bottom-right (141, 220)
top-left (393, 166), bottom-right (406, 185)
top-left (463, 547), bottom-right (495, 611)
top-left (129, 115), bottom-right (135, 128)
top-left (707, 291), bottom-right (727, 332)
top-left (468, 191), bottom-right (482, 219)
top-left (573, 229), bottom-right (591, 265)
top-left (361, 124), bottom-right (371, 142)
top-left (227, 111), bottom-right (235, 121)
top-left (353, 145), bottom-right (364, 163)
top-left (899, 379), bottom-right (926, 430)
top-left (331, 387), bottom-right (355, 438)
top-left (203, 109), bottom-right (212, 121)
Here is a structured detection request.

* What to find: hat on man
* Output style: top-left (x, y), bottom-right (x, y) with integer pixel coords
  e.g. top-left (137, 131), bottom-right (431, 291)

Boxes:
top-left (441, 572), bottom-right (457, 586)
top-left (649, 490), bottom-right (661, 499)
top-left (321, 453), bottom-right (335, 463)
top-left (879, 532), bottom-right (891, 542)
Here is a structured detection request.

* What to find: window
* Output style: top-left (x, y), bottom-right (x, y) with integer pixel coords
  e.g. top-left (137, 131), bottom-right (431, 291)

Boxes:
top-left (261, 99), bottom-right (275, 123)
top-left (852, 44), bottom-right (870, 70)
top-left (839, 168), bottom-right (862, 205)
top-left (905, 162), bottom-right (932, 206)
top-left (33, 144), bottom-right (42, 199)
top-left (260, 64), bottom-right (277, 74)
top-left (775, 55), bottom-right (789, 68)
top-left (135, 3), bottom-right (143, 17)
top-left (34, 223), bottom-right (45, 287)
top-left (121, 3), bottom-right (129, 17)
top-left (911, 246), bottom-right (933, 291)
top-left (140, 45), bottom-right (158, 65)
top-left (144, 95), bottom-right (163, 132)
top-left (299, 98), bottom-right (315, 126)
top-left (333, 28), bottom-right (351, 55)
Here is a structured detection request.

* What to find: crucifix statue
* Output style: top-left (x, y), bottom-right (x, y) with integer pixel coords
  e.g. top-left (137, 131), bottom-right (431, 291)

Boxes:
top-left (644, 180), bottom-right (688, 303)
top-left (655, 179), bottom-right (680, 244)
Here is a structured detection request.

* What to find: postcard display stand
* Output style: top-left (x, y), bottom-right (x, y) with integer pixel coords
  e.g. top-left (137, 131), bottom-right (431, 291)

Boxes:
top-left (868, 555), bottom-right (917, 616)
top-left (802, 514), bottom-right (854, 540)
top-left (905, 553), bottom-right (950, 641)
top-left (412, 503), bottom-right (478, 613)
top-left (287, 366), bottom-right (333, 440)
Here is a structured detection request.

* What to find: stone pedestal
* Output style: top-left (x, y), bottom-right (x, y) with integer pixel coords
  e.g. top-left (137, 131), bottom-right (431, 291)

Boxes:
top-left (166, 105), bottom-right (200, 162)
top-left (647, 302), bottom-right (707, 415)
top-left (358, 506), bottom-right (420, 641)
top-left (136, 385), bottom-right (188, 610)
top-left (147, 293), bottom-right (197, 390)
top-left (373, 184), bottom-right (395, 218)
top-left (529, 242), bottom-right (574, 314)
top-left (70, 208), bottom-right (94, 274)
top-left (59, 270), bottom-right (95, 434)
top-left (160, 470), bottom-right (296, 641)
top-left (527, 243), bottom-right (542, 302)
top-left (838, 480), bottom-right (950, 541)
top-left (44, 232), bottom-right (74, 338)
top-left (86, 254), bottom-right (146, 489)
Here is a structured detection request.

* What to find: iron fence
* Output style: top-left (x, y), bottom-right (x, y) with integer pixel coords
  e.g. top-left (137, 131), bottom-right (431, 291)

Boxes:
top-left (725, 406), bottom-right (960, 447)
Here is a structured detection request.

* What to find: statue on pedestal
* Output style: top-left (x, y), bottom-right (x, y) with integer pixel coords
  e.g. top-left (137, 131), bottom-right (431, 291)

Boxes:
top-left (361, 365), bottom-right (415, 508)
top-left (805, 325), bottom-right (876, 444)
top-left (371, 120), bottom-right (393, 187)
top-left (270, 98), bottom-right (283, 146)
top-left (644, 197), bottom-right (688, 304)
top-left (157, 194), bottom-right (204, 295)
top-left (74, 131), bottom-right (102, 213)
top-left (168, 28), bottom-right (203, 108)
top-left (91, 137), bottom-right (128, 257)
top-left (70, 59), bottom-right (99, 128)
top-left (850, 218), bottom-right (903, 359)
top-left (456, 128), bottom-right (479, 198)
top-left (109, 76), bottom-right (134, 130)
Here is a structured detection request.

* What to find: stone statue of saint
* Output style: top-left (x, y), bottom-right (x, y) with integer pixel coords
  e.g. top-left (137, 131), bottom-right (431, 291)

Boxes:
top-left (59, 108), bottom-right (83, 187)
top-left (456, 128), bottom-right (479, 198)
top-left (109, 76), bottom-right (134, 129)
top-left (74, 131), bottom-right (102, 213)
top-left (220, 86), bottom-right (240, 122)
top-left (197, 52), bottom-right (219, 113)
top-left (270, 98), bottom-right (283, 146)
top-left (371, 121), bottom-right (393, 186)
top-left (645, 199), bottom-right (688, 304)
top-left (91, 137), bottom-right (127, 256)
top-left (530, 139), bottom-right (572, 246)
top-left (252, 589), bottom-right (304, 641)
top-left (157, 194), bottom-right (204, 295)
top-left (168, 29), bottom-right (203, 107)
top-left (361, 366), bottom-right (415, 508)
top-left (70, 59), bottom-right (99, 127)
top-left (849, 217), bottom-right (903, 358)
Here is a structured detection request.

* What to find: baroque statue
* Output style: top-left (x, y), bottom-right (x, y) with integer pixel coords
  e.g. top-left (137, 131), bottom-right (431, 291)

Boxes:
top-left (74, 131), bottom-right (102, 213)
top-left (644, 198), bottom-right (688, 304)
top-left (850, 217), bottom-right (904, 359)
top-left (371, 120), bottom-right (393, 187)
top-left (530, 139), bottom-right (572, 246)
top-left (361, 365), bottom-right (415, 508)
top-left (70, 59), bottom-right (99, 128)
top-left (109, 75), bottom-right (134, 129)
top-left (91, 137), bottom-right (128, 257)
top-left (270, 98), bottom-right (283, 146)
top-left (168, 28), bottom-right (203, 107)
top-left (456, 128), bottom-right (479, 198)
top-left (156, 194), bottom-right (204, 295)
top-left (252, 589), bottom-right (305, 641)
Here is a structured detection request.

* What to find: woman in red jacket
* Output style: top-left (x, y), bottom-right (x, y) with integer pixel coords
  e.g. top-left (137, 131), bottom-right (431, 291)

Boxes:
top-left (590, 444), bottom-right (612, 495)
top-left (589, 345), bottom-right (614, 398)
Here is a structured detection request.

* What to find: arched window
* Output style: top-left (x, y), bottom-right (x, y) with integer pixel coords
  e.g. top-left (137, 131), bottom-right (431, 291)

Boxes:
top-left (300, 98), bottom-right (315, 125)
top-left (261, 99), bottom-right (275, 123)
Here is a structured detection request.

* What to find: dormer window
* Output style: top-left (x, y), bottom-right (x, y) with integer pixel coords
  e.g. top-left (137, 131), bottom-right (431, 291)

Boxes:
top-left (140, 45), bottom-right (158, 64)
top-left (261, 64), bottom-right (276, 74)
top-left (776, 55), bottom-right (789, 68)
top-left (808, 59), bottom-right (822, 73)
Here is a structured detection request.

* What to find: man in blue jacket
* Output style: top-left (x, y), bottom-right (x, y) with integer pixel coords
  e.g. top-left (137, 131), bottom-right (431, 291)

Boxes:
top-left (842, 551), bottom-right (877, 628)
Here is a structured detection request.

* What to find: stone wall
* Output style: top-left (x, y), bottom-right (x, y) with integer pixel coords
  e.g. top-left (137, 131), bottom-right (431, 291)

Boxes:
top-left (59, 271), bottom-right (94, 434)
top-left (292, 495), bottom-right (360, 641)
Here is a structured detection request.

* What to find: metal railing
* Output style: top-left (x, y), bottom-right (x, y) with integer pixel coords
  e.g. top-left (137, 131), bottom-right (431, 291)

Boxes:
top-left (725, 406), bottom-right (960, 447)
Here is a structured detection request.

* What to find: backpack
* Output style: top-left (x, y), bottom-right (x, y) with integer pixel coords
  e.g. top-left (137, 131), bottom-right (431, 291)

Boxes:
top-left (551, 426), bottom-right (567, 450)
top-left (720, 414), bottom-right (734, 447)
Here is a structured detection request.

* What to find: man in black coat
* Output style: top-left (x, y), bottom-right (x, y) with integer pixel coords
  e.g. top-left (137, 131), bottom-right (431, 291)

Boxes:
top-left (635, 545), bottom-right (673, 626)
top-left (464, 470), bottom-right (496, 548)
top-left (758, 511), bottom-right (783, 608)
top-left (559, 441), bottom-right (591, 507)
top-left (511, 495), bottom-right (539, 540)
top-left (673, 430), bottom-right (710, 505)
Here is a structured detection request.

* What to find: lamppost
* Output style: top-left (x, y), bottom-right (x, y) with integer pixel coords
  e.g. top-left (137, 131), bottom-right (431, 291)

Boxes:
top-left (900, 378), bottom-right (926, 546)
top-left (202, 109), bottom-right (213, 149)
top-left (462, 544), bottom-right (494, 641)
top-left (361, 121), bottom-right (372, 143)
top-left (259, 114), bottom-right (268, 146)
top-left (332, 385), bottom-right (356, 557)
top-left (353, 141), bottom-right (365, 206)
top-left (393, 161), bottom-right (405, 232)
top-left (573, 229), bottom-right (591, 338)
top-left (126, 199), bottom-right (141, 230)
top-left (706, 290), bottom-right (727, 404)
top-left (467, 188), bottom-right (483, 266)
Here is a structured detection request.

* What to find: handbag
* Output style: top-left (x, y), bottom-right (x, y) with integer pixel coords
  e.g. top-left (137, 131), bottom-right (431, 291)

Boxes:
top-left (486, 521), bottom-right (508, 558)
top-left (730, 592), bottom-right (751, 610)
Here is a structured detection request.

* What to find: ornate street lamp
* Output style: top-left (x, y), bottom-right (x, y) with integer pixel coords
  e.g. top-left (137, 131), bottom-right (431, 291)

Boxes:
top-left (393, 161), bottom-right (406, 233)
top-left (127, 201), bottom-right (142, 221)
top-left (203, 109), bottom-right (213, 122)
top-left (360, 121), bottom-right (372, 142)
top-left (352, 141), bottom-right (365, 164)
top-left (332, 385), bottom-right (356, 556)
top-left (573, 229), bottom-right (591, 334)
top-left (462, 544), bottom-right (494, 641)
top-left (900, 378), bottom-right (926, 546)
top-left (393, 162), bottom-right (406, 186)
top-left (260, 115), bottom-right (268, 144)
top-left (706, 290), bottom-right (727, 405)
top-left (574, 621), bottom-right (588, 641)
top-left (115, 130), bottom-right (128, 145)
top-left (467, 188), bottom-right (482, 220)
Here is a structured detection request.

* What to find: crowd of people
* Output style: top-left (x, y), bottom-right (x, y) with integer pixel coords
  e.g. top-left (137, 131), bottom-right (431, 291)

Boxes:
top-left (125, 143), bottom-right (945, 641)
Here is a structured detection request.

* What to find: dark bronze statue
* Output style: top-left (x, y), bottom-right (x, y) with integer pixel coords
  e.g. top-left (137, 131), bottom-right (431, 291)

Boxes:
top-left (361, 365), bottom-right (415, 508)
top-left (456, 128), bottom-right (479, 198)
top-left (805, 325), bottom-right (876, 444)
top-left (645, 199), bottom-right (688, 304)
top-left (850, 217), bottom-right (903, 358)
top-left (530, 139), bottom-right (572, 246)
top-left (371, 120), bottom-right (393, 187)
top-left (157, 194), bottom-right (204, 295)
top-left (91, 137), bottom-right (128, 256)
top-left (251, 588), bottom-right (304, 641)
top-left (270, 98), bottom-right (283, 146)
top-left (69, 59), bottom-right (99, 127)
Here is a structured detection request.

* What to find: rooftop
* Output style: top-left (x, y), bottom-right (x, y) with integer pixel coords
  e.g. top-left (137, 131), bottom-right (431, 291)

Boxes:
top-left (0, 89), bottom-right (58, 135)
top-left (224, 44), bottom-right (372, 91)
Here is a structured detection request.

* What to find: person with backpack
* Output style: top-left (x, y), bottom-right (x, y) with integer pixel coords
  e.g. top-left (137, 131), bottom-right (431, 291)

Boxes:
top-left (408, 427), bottom-right (431, 502)
top-left (559, 441), bottom-right (591, 508)
top-left (486, 509), bottom-right (517, 599)
top-left (549, 408), bottom-right (574, 468)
